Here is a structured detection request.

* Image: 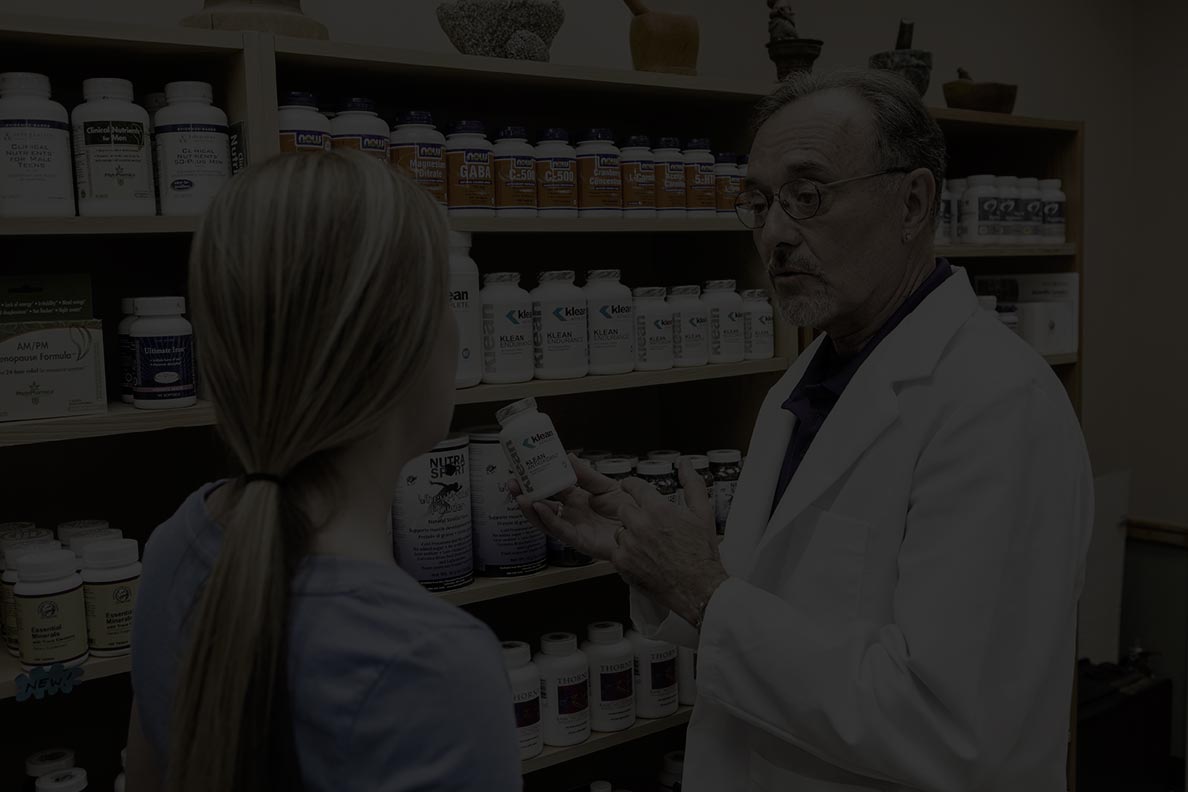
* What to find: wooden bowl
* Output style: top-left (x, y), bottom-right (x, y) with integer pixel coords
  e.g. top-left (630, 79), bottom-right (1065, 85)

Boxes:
top-left (943, 80), bottom-right (1018, 114)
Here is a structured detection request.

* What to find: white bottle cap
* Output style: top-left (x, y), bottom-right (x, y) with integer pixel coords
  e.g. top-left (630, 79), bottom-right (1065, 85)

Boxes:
top-left (165, 80), bottom-right (213, 103)
top-left (668, 284), bottom-right (701, 297)
top-left (35, 767), bottom-right (88, 792)
top-left (579, 450), bottom-right (613, 462)
top-left (0, 527), bottom-right (53, 567)
top-left (586, 269), bottom-right (621, 280)
top-left (680, 454), bottom-right (710, 470)
top-left (69, 529), bottom-right (124, 559)
top-left (995, 175), bottom-right (1018, 187)
top-left (448, 230), bottom-right (472, 249)
top-left (501, 640), bottom-right (532, 668)
top-left (540, 632), bottom-right (578, 656)
top-left (495, 397), bottom-right (538, 426)
top-left (483, 271), bottom-right (520, 285)
top-left (647, 450), bottom-right (681, 462)
top-left (741, 289), bottom-right (770, 300)
top-left (1, 71), bottom-right (51, 97)
top-left (591, 782), bottom-right (613, 792)
top-left (707, 449), bottom-right (742, 464)
top-left (1039, 178), bottom-right (1063, 190)
top-left (142, 92), bottom-right (167, 114)
top-left (539, 270), bottom-right (576, 282)
top-left (120, 298), bottom-right (135, 315)
top-left (968, 174), bottom-right (997, 186)
top-left (83, 538), bottom-right (139, 569)
top-left (948, 178), bottom-right (967, 189)
top-left (637, 460), bottom-right (673, 476)
top-left (57, 520), bottom-right (109, 543)
top-left (595, 458), bottom-right (632, 476)
top-left (704, 279), bottom-right (737, 291)
top-left (978, 295), bottom-right (998, 312)
top-left (25, 748), bottom-right (75, 778)
top-left (633, 286), bottom-right (666, 300)
top-left (15, 549), bottom-right (77, 583)
top-left (3, 540), bottom-right (61, 572)
top-left (83, 77), bottom-right (134, 101)
top-left (0, 521), bottom-right (38, 536)
top-left (587, 621), bottom-right (625, 644)
top-left (132, 296), bottom-right (186, 316)
top-left (663, 750), bottom-right (686, 778)
top-left (1018, 177), bottom-right (1040, 189)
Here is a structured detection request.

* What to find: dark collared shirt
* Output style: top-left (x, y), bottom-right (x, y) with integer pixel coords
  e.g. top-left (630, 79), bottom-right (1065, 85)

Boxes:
top-left (770, 260), bottom-right (954, 515)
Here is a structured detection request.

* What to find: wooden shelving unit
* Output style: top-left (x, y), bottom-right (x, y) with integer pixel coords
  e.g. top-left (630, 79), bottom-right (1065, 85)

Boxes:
top-left (522, 708), bottom-right (694, 774)
top-left (0, 654), bottom-right (131, 701)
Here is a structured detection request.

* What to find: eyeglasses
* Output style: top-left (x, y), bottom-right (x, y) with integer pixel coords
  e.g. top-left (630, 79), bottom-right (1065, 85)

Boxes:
top-left (734, 169), bottom-right (912, 229)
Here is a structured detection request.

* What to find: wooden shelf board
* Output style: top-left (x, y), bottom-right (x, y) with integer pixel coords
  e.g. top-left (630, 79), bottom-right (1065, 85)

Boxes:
top-left (453, 217), bottom-right (744, 234)
top-left (0, 216), bottom-right (199, 237)
top-left (1127, 519), bottom-right (1188, 550)
top-left (438, 562), bottom-right (616, 607)
top-left (1045, 353), bottom-right (1078, 366)
top-left (930, 107), bottom-right (1083, 133)
top-left (522, 707), bottom-right (694, 774)
top-left (0, 653), bottom-right (130, 701)
top-left (938, 244), bottom-right (1077, 258)
top-left (0, 13), bottom-right (245, 54)
top-left (0, 401), bottom-right (217, 448)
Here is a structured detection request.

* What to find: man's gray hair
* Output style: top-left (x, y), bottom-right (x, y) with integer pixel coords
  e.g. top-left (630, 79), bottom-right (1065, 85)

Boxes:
top-left (753, 68), bottom-right (948, 218)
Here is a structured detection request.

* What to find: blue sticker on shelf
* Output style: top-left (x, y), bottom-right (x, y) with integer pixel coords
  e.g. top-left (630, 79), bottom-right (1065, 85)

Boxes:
top-left (15, 664), bottom-right (85, 702)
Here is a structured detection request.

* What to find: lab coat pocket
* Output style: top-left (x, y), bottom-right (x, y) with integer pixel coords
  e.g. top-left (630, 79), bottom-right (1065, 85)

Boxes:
top-left (749, 749), bottom-right (883, 791)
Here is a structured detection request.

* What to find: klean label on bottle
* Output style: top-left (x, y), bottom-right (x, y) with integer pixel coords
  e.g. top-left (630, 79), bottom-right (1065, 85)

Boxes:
top-left (588, 301), bottom-right (633, 363)
top-left (533, 300), bottom-right (588, 372)
top-left (16, 585), bottom-right (88, 667)
top-left (0, 118), bottom-right (73, 209)
top-left (536, 157), bottom-right (577, 211)
top-left (279, 129), bottom-right (330, 153)
top-left (657, 160), bottom-right (687, 210)
top-left (332, 134), bottom-right (388, 160)
top-left (392, 142), bottom-right (447, 204)
top-left (716, 174), bottom-right (741, 213)
top-left (495, 154), bottom-right (537, 210)
top-left (83, 576), bottom-right (138, 652)
top-left (448, 148), bottom-right (494, 209)
top-left (744, 312), bottom-right (775, 357)
top-left (636, 312), bottom-right (673, 365)
top-left (622, 160), bottom-right (656, 211)
top-left (685, 162), bottom-right (716, 210)
top-left (578, 152), bottom-right (622, 210)
top-left (483, 303), bottom-right (533, 375)
top-left (133, 335), bottom-right (195, 402)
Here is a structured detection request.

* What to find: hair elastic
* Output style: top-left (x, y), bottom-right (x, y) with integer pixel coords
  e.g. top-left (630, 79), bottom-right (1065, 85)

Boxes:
top-left (243, 472), bottom-right (284, 486)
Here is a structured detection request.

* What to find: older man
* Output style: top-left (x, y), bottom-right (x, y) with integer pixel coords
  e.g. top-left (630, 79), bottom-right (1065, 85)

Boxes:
top-left (520, 69), bottom-right (1092, 791)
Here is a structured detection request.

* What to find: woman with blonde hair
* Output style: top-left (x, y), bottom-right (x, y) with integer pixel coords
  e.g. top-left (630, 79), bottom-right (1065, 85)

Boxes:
top-left (124, 152), bottom-right (520, 791)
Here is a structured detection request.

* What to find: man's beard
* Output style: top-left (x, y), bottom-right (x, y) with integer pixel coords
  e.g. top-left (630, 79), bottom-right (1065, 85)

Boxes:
top-left (774, 290), bottom-right (834, 330)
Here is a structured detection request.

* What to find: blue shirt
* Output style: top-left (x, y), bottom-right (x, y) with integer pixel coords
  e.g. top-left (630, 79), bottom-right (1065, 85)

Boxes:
top-left (131, 481), bottom-right (522, 791)
top-left (771, 261), bottom-right (954, 514)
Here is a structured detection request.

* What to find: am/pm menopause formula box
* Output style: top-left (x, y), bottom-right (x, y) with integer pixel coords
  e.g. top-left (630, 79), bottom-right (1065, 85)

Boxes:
top-left (0, 276), bottom-right (106, 422)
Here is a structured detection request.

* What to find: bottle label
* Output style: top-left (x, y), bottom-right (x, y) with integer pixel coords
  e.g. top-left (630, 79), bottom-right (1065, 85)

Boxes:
top-left (651, 656), bottom-right (678, 692)
top-left (120, 333), bottom-right (136, 399)
top-left (83, 575), bottom-right (138, 652)
top-left (156, 124), bottom-right (231, 211)
top-left (1, 579), bottom-right (18, 653)
top-left (133, 334), bottom-right (195, 401)
top-left (470, 438), bottom-right (547, 576)
top-left (588, 300), bottom-right (633, 366)
top-left (708, 306), bottom-right (744, 359)
top-left (578, 152), bottom-right (622, 210)
top-left (450, 272), bottom-right (481, 384)
top-left (673, 309), bottom-right (708, 364)
top-left (482, 302), bottom-right (533, 378)
top-left (536, 156), bottom-right (578, 210)
top-left (393, 443), bottom-right (474, 591)
top-left (533, 300), bottom-right (588, 372)
top-left (279, 129), bottom-right (330, 153)
top-left (685, 162), bottom-right (716, 210)
top-left (391, 142), bottom-right (447, 204)
top-left (1022, 198), bottom-right (1044, 236)
top-left (16, 585), bottom-right (88, 667)
top-left (713, 479), bottom-right (738, 532)
top-left (1043, 200), bottom-right (1066, 235)
top-left (73, 119), bottom-right (153, 203)
top-left (598, 661), bottom-right (634, 702)
top-left (1006, 196), bottom-right (1027, 226)
top-left (503, 427), bottom-right (573, 501)
top-left (635, 309), bottom-right (674, 366)
top-left (495, 154), bottom-right (537, 209)
top-left (447, 148), bottom-right (494, 209)
top-left (331, 133), bottom-right (388, 159)
top-left (622, 160), bottom-right (656, 211)
top-left (556, 678), bottom-right (589, 716)
top-left (715, 173), bottom-right (741, 213)
top-left (514, 690), bottom-right (542, 731)
top-left (0, 119), bottom-right (73, 209)
top-left (968, 195), bottom-right (999, 239)
top-left (657, 160), bottom-right (687, 210)
top-left (743, 311), bottom-right (774, 357)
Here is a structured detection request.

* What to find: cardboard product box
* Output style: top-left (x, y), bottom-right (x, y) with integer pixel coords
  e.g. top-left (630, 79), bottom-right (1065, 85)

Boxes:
top-left (0, 275), bottom-right (107, 423)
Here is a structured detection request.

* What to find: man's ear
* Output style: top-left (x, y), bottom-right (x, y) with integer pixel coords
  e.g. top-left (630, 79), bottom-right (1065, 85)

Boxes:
top-left (903, 168), bottom-right (937, 239)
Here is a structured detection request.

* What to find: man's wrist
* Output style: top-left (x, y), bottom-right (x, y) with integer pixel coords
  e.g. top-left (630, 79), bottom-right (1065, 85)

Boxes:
top-left (683, 564), bottom-right (729, 630)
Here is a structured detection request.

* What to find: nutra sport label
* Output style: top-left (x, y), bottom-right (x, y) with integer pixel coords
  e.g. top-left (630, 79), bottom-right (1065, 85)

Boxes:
top-left (393, 438), bottom-right (474, 592)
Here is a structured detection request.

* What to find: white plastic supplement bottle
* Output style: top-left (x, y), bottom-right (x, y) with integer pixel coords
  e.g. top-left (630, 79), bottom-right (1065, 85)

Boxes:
top-left (14, 549), bottom-right (89, 670)
top-left (34, 768), bottom-right (87, 792)
top-left (330, 97), bottom-right (389, 160)
top-left (633, 287), bottom-right (674, 371)
top-left (627, 629), bottom-right (678, 718)
top-left (535, 128), bottom-right (578, 218)
top-left (392, 434), bottom-right (474, 592)
top-left (741, 289), bottom-right (775, 360)
top-left (1017, 177), bottom-right (1044, 244)
top-left (995, 176), bottom-right (1022, 245)
top-left (130, 296), bottom-right (196, 409)
top-left (446, 120), bottom-right (495, 217)
top-left (668, 285), bottom-right (708, 367)
top-left (708, 449), bottom-right (742, 534)
top-left (637, 461), bottom-right (680, 505)
top-left (481, 272), bottom-right (534, 384)
top-left (390, 111), bottom-right (447, 205)
top-left (947, 177), bottom-right (967, 243)
top-left (142, 91), bottom-right (167, 213)
top-left (449, 231), bottom-right (483, 389)
top-left (678, 646), bottom-right (697, 705)
top-left (502, 641), bottom-right (544, 759)
top-left (590, 783), bottom-right (612, 792)
top-left (583, 621), bottom-right (636, 732)
top-left (654, 137), bottom-right (687, 217)
top-left (659, 751), bottom-right (685, 792)
top-left (532, 271), bottom-right (589, 380)
top-left (959, 175), bottom-right (999, 245)
top-left (494, 126), bottom-right (537, 217)
top-left (117, 298), bottom-right (137, 404)
top-left (535, 632), bottom-right (591, 747)
top-left (71, 78), bottom-right (155, 216)
top-left (1040, 178), bottom-right (1067, 244)
top-left (69, 529), bottom-right (123, 563)
top-left (0, 72), bottom-right (74, 217)
top-left (620, 135), bottom-right (656, 218)
top-left (683, 138), bottom-right (716, 214)
top-left (469, 427), bottom-right (547, 577)
top-left (702, 280), bottom-right (744, 364)
top-left (154, 81), bottom-right (231, 216)
top-left (277, 91), bottom-right (331, 153)
top-left (714, 152), bottom-right (741, 215)
top-left (935, 180), bottom-right (953, 245)
top-left (2, 540), bottom-right (59, 658)
top-left (737, 154), bottom-right (749, 181)
top-left (81, 539), bottom-right (140, 658)
top-left (497, 397), bottom-right (577, 502)
top-left (584, 269), bottom-right (634, 376)
top-left (577, 128), bottom-right (623, 218)
top-left (24, 748), bottom-right (75, 792)
top-left (56, 520), bottom-right (108, 545)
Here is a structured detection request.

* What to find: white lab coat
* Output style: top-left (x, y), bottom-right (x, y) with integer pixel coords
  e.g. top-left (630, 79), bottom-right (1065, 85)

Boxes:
top-left (632, 267), bottom-right (1093, 792)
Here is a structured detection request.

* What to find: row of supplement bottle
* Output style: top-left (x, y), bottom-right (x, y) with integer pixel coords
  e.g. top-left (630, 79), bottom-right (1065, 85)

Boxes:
top-left (934, 175), bottom-right (1067, 246)
top-left (502, 623), bottom-right (697, 757)
top-left (0, 521), bottom-right (141, 670)
top-left (0, 73), bottom-right (232, 218)
top-left (22, 747), bottom-right (98, 792)
top-left (277, 93), bottom-right (746, 218)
